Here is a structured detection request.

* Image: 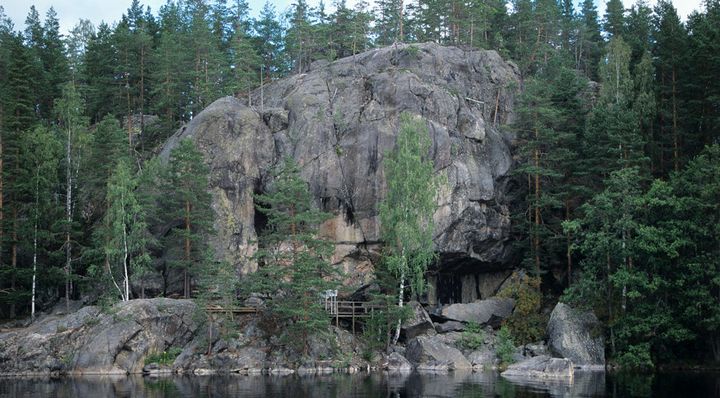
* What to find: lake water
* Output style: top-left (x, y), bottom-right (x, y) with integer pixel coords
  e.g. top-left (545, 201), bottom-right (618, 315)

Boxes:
top-left (1, 370), bottom-right (718, 398)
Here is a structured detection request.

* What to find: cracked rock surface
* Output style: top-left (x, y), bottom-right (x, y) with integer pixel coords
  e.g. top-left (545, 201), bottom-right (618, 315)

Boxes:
top-left (0, 298), bottom-right (199, 375)
top-left (159, 42), bottom-right (520, 287)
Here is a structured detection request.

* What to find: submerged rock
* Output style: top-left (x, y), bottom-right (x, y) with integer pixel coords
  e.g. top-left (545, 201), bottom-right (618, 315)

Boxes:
top-left (501, 355), bottom-right (574, 380)
top-left (547, 303), bottom-right (605, 369)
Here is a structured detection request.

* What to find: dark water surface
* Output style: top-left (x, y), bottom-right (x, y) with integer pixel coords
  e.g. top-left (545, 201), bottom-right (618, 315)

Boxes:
top-left (1, 371), bottom-right (719, 398)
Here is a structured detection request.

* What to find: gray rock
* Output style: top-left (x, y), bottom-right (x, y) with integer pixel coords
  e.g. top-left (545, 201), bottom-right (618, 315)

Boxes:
top-left (159, 42), bottom-right (520, 289)
top-left (501, 355), bottom-right (574, 380)
top-left (385, 352), bottom-right (413, 373)
top-left (435, 321), bottom-right (466, 333)
top-left (547, 303), bottom-right (605, 368)
top-left (0, 298), bottom-right (199, 375)
top-left (467, 349), bottom-right (496, 369)
top-left (405, 335), bottom-right (472, 371)
top-left (440, 297), bottom-right (515, 327)
top-left (200, 347), bottom-right (267, 373)
top-left (401, 301), bottom-right (435, 340)
top-left (524, 343), bottom-right (549, 357)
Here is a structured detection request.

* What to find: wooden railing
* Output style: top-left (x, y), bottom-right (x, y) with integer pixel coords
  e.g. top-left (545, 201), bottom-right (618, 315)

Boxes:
top-left (206, 300), bottom-right (387, 334)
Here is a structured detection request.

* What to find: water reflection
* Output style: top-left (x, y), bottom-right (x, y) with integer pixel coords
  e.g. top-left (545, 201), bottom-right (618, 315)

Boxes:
top-left (0, 370), bottom-right (718, 398)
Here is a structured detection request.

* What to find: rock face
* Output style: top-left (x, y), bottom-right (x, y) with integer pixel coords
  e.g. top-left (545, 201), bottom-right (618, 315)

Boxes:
top-left (501, 355), bottom-right (574, 380)
top-left (547, 303), bottom-right (605, 368)
top-left (406, 335), bottom-right (472, 371)
top-left (159, 42), bottom-right (519, 288)
top-left (0, 299), bottom-right (199, 375)
top-left (401, 301), bottom-right (435, 340)
top-left (440, 297), bottom-right (514, 327)
top-left (385, 352), bottom-right (413, 372)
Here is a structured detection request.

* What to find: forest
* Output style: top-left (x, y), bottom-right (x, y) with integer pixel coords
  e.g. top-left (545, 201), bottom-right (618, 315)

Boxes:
top-left (0, 0), bottom-right (718, 369)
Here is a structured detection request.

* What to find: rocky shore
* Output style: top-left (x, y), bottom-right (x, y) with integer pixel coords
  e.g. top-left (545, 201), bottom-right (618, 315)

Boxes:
top-left (0, 298), bottom-right (605, 381)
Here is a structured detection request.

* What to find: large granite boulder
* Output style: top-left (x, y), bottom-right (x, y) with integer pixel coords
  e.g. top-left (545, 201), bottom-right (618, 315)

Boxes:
top-left (547, 303), bottom-right (605, 369)
top-left (406, 335), bottom-right (472, 371)
top-left (158, 42), bottom-right (520, 291)
top-left (0, 299), bottom-right (199, 375)
top-left (440, 297), bottom-right (515, 327)
top-left (401, 301), bottom-right (435, 340)
top-left (385, 352), bottom-right (414, 373)
top-left (501, 355), bottom-right (574, 380)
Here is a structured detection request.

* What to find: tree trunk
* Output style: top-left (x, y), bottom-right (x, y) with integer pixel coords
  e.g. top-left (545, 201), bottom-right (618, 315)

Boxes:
top-left (65, 120), bottom-right (73, 312)
top-left (392, 267), bottom-right (406, 346)
top-left (566, 201), bottom-right (572, 287)
top-left (533, 126), bottom-right (541, 278)
top-left (31, 173), bottom-right (39, 321)
top-left (140, 42), bottom-right (145, 153)
top-left (672, 67), bottom-right (679, 171)
top-left (184, 199), bottom-right (191, 299)
top-left (122, 192), bottom-right (130, 301)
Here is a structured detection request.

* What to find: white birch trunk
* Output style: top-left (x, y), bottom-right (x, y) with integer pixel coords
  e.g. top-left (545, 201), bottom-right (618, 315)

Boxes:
top-left (122, 191), bottom-right (130, 301)
top-left (391, 255), bottom-right (407, 346)
top-left (65, 124), bottom-right (72, 312)
top-left (31, 173), bottom-right (39, 321)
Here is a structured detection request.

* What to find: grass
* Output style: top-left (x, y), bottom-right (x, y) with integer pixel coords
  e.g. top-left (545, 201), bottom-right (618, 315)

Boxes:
top-left (145, 347), bottom-right (183, 366)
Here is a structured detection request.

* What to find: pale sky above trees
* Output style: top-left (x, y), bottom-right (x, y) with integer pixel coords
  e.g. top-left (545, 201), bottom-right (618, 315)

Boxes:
top-left (3, 0), bottom-right (703, 35)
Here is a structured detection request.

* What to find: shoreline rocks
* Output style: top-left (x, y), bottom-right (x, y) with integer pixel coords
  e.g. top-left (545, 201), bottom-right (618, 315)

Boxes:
top-left (501, 355), bottom-right (574, 380)
top-left (547, 303), bottom-right (605, 369)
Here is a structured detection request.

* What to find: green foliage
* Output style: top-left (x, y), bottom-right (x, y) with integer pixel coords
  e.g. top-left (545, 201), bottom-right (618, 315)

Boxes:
top-left (495, 325), bottom-right (516, 368)
top-left (144, 347), bottom-right (182, 366)
top-left (241, 157), bottom-right (340, 355)
top-left (379, 112), bottom-right (440, 298)
top-left (161, 138), bottom-right (214, 299)
top-left (497, 273), bottom-right (545, 345)
top-left (616, 342), bottom-right (654, 370)
top-left (458, 321), bottom-right (486, 351)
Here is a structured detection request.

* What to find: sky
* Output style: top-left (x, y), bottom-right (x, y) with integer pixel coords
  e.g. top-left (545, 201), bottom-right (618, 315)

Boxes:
top-left (1, 0), bottom-right (706, 36)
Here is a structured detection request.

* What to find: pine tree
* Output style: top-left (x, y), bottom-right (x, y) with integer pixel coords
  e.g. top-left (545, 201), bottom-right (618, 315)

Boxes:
top-left (253, 2), bottom-right (285, 79)
top-left (603, 0), bottom-right (625, 38)
top-left (379, 113), bottom-right (440, 344)
top-left (242, 157), bottom-right (339, 355)
top-left (151, 3), bottom-right (187, 128)
top-left (39, 8), bottom-right (70, 119)
top-left (161, 139), bottom-right (213, 299)
top-left (578, 0), bottom-right (603, 80)
top-left (653, 0), bottom-right (687, 173)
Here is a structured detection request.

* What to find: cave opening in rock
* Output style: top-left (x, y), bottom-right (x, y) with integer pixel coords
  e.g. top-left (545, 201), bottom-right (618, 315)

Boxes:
top-left (253, 185), bottom-right (269, 238)
top-left (425, 254), bottom-right (511, 308)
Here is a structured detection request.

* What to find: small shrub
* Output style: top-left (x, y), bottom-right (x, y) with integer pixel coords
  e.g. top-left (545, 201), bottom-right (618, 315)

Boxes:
top-left (496, 325), bottom-right (516, 367)
top-left (497, 272), bottom-right (546, 345)
top-left (145, 347), bottom-right (183, 366)
top-left (458, 321), bottom-right (486, 350)
top-left (616, 343), bottom-right (654, 370)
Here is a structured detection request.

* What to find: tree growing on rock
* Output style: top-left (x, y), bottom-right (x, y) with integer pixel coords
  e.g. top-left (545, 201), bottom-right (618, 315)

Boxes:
top-left (380, 112), bottom-right (440, 345)
top-left (242, 157), bottom-right (340, 355)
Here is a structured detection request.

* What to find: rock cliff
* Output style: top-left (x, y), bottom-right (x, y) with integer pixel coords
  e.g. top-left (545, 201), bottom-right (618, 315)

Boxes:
top-left (159, 42), bottom-right (520, 294)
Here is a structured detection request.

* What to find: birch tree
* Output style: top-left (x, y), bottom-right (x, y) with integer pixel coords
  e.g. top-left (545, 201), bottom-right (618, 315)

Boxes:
top-left (379, 113), bottom-right (440, 345)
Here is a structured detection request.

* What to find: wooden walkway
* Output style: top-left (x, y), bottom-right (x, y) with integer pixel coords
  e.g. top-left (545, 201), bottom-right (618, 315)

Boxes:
top-left (206, 300), bottom-right (386, 334)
